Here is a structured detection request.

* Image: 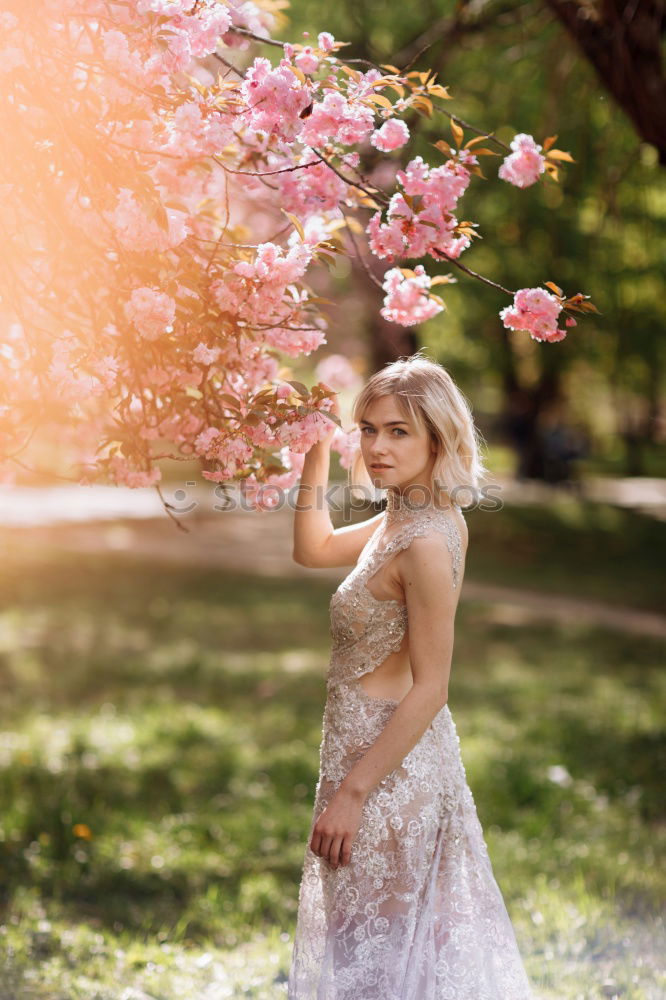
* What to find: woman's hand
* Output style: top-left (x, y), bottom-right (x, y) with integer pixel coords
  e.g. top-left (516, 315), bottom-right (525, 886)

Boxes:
top-left (310, 786), bottom-right (365, 869)
top-left (316, 389), bottom-right (341, 448)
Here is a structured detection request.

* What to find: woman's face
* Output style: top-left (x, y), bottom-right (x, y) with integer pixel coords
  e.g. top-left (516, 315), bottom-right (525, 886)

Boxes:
top-left (359, 394), bottom-right (438, 496)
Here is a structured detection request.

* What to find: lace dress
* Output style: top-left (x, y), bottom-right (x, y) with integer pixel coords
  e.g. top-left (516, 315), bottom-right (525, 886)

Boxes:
top-left (288, 497), bottom-right (534, 1000)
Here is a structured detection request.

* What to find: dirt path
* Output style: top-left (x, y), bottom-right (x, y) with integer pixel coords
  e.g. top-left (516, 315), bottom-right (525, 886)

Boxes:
top-left (6, 507), bottom-right (666, 641)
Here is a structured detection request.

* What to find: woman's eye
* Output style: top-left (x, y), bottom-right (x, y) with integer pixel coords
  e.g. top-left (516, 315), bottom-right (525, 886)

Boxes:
top-left (360, 427), bottom-right (407, 436)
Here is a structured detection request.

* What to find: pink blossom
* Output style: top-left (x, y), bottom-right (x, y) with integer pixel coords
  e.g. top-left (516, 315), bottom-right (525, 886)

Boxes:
top-left (295, 46), bottom-right (320, 74)
top-left (232, 240), bottom-right (312, 285)
top-left (108, 188), bottom-right (189, 252)
top-left (370, 119), bottom-right (409, 152)
top-left (499, 287), bottom-right (567, 342)
top-left (380, 266), bottom-right (444, 326)
top-left (176, 6), bottom-right (232, 58)
top-left (292, 215), bottom-right (334, 246)
top-left (261, 445), bottom-right (307, 492)
top-left (102, 30), bottom-right (145, 83)
top-left (94, 354), bottom-right (120, 388)
top-left (331, 425), bottom-right (361, 469)
top-left (315, 354), bottom-right (362, 391)
top-left (367, 157), bottom-right (472, 263)
top-left (144, 366), bottom-right (172, 389)
top-left (264, 323), bottom-right (327, 357)
top-left (298, 91), bottom-right (375, 147)
top-left (279, 409), bottom-right (332, 451)
top-left (278, 155), bottom-right (346, 217)
top-left (193, 342), bottom-right (221, 365)
top-left (498, 133), bottom-right (546, 189)
top-left (318, 32), bottom-right (336, 52)
top-left (222, 0), bottom-right (276, 50)
top-left (241, 56), bottom-right (312, 141)
top-left (124, 287), bottom-right (176, 341)
top-left (195, 425), bottom-right (254, 477)
top-left (108, 454), bottom-right (162, 488)
top-left (210, 242), bottom-right (321, 356)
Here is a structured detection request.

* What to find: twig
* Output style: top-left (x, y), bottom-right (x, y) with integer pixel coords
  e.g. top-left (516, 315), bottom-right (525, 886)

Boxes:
top-left (340, 205), bottom-right (385, 290)
top-left (311, 148), bottom-right (390, 206)
top-left (213, 155), bottom-right (320, 177)
top-left (155, 482), bottom-right (191, 532)
top-left (431, 249), bottom-right (514, 296)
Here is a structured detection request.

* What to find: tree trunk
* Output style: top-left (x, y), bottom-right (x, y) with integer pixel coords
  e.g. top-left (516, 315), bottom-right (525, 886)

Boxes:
top-left (369, 312), bottom-right (419, 371)
top-left (545, 0), bottom-right (666, 164)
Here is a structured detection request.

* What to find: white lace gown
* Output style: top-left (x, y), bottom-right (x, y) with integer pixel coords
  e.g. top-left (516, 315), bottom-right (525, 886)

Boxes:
top-left (288, 500), bottom-right (534, 1000)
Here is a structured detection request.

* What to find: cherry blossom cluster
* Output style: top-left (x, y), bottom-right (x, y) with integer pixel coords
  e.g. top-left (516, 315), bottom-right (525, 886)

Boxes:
top-left (499, 287), bottom-right (568, 342)
top-left (380, 267), bottom-right (445, 326)
top-left (0, 0), bottom-right (593, 507)
top-left (367, 156), bottom-right (473, 263)
top-left (498, 134), bottom-right (546, 189)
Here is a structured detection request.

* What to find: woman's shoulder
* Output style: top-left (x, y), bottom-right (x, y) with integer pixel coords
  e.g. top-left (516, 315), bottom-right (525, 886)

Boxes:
top-left (391, 509), bottom-right (465, 589)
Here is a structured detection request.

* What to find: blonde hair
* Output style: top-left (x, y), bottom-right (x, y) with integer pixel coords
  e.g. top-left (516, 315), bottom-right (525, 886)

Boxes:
top-left (349, 350), bottom-right (489, 504)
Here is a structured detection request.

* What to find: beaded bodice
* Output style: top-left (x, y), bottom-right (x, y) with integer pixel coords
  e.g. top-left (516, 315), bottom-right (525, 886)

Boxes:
top-left (327, 496), bottom-right (464, 690)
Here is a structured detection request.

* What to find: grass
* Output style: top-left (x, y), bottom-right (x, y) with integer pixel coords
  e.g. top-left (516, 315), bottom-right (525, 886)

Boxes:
top-left (0, 508), bottom-right (664, 999)
top-left (465, 499), bottom-right (666, 612)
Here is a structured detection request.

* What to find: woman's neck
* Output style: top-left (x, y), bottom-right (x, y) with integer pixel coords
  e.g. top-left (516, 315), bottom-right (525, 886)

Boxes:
top-left (384, 486), bottom-right (458, 524)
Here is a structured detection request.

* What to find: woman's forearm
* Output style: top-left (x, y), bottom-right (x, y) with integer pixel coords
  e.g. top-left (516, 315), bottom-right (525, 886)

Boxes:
top-left (293, 441), bottom-right (335, 561)
top-left (339, 682), bottom-right (448, 801)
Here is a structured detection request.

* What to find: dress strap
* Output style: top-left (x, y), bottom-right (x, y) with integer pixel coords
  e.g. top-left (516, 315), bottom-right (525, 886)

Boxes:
top-left (368, 509), bottom-right (463, 590)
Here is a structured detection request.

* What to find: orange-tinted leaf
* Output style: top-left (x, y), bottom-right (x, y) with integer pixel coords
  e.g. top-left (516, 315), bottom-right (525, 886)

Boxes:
top-left (545, 282), bottom-right (564, 296)
top-left (285, 64), bottom-right (306, 84)
top-left (411, 96), bottom-right (433, 117)
top-left (433, 139), bottom-right (452, 155)
top-left (286, 379), bottom-right (310, 397)
top-left (282, 209), bottom-right (305, 240)
top-left (542, 135), bottom-right (558, 151)
top-left (219, 393), bottom-right (242, 409)
top-left (366, 94), bottom-right (394, 110)
top-left (547, 149), bottom-right (575, 163)
top-left (427, 84), bottom-right (452, 100)
top-left (464, 134), bottom-right (494, 148)
top-left (450, 118), bottom-right (464, 147)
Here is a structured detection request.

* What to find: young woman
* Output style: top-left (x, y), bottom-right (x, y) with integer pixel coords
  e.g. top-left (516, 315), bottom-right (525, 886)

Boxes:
top-left (288, 353), bottom-right (534, 1000)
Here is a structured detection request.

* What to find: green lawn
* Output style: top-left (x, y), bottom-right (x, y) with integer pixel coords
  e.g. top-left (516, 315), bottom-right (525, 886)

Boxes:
top-left (464, 499), bottom-right (666, 612)
top-left (0, 513), bottom-right (664, 998)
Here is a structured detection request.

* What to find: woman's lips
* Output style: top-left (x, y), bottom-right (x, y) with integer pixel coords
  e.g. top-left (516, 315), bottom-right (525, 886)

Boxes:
top-left (370, 464), bottom-right (391, 469)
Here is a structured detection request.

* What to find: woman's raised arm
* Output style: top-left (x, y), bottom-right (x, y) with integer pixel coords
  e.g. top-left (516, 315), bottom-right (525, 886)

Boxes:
top-left (292, 395), bottom-right (384, 569)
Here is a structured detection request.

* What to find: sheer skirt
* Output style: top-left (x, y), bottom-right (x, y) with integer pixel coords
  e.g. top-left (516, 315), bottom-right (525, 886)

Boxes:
top-left (288, 680), bottom-right (534, 1000)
